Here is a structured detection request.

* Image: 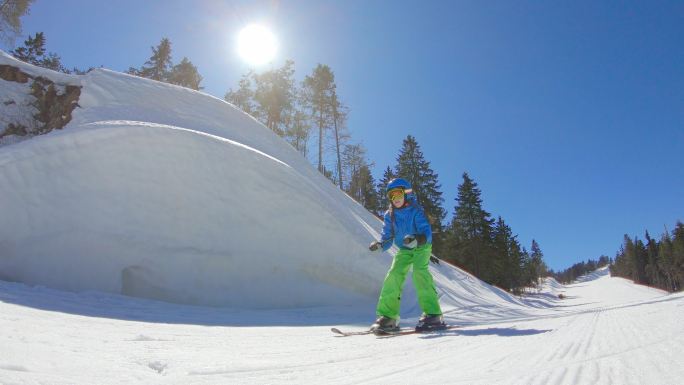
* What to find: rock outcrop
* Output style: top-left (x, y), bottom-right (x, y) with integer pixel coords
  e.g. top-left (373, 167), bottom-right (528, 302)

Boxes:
top-left (0, 64), bottom-right (81, 140)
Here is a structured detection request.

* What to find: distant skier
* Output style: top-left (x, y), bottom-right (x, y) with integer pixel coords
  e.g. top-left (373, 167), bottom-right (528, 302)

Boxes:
top-left (368, 178), bottom-right (445, 333)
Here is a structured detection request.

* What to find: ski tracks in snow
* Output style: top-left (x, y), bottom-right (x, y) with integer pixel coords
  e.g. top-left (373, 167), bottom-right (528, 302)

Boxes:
top-left (2, 267), bottom-right (683, 384)
top-left (507, 300), bottom-right (684, 385)
top-left (343, 291), bottom-right (684, 385)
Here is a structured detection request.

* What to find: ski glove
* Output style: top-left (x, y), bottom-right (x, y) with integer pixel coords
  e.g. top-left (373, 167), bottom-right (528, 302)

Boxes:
top-left (403, 235), bottom-right (418, 249)
top-left (369, 241), bottom-right (382, 251)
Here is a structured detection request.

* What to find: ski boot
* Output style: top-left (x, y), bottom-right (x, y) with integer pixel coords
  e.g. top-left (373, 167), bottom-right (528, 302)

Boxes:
top-left (370, 316), bottom-right (399, 334)
top-left (415, 314), bottom-right (446, 332)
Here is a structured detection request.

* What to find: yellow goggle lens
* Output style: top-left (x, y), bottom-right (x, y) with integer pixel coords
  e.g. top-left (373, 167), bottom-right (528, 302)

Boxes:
top-left (388, 189), bottom-right (404, 201)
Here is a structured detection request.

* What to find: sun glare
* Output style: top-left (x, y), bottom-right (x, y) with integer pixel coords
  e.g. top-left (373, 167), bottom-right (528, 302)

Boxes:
top-left (237, 24), bottom-right (277, 65)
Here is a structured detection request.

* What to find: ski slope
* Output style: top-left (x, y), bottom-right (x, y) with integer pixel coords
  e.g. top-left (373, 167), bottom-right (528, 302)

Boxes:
top-left (1, 267), bottom-right (682, 384)
top-left (1, 52), bottom-right (683, 384)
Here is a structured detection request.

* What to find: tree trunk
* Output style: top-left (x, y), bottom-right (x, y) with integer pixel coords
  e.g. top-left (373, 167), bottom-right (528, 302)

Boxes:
top-left (318, 108), bottom-right (323, 172)
top-left (332, 93), bottom-right (342, 189)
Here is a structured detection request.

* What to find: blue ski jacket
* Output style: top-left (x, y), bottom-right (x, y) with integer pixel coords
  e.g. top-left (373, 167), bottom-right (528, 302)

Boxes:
top-left (379, 194), bottom-right (432, 251)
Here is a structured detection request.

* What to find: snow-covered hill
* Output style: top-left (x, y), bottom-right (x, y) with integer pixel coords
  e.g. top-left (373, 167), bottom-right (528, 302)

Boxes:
top-left (0, 51), bottom-right (384, 309)
top-left (0, 50), bottom-right (534, 317)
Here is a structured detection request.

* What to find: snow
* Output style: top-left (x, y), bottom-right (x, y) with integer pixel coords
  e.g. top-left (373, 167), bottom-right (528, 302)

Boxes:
top-left (1, 49), bottom-right (393, 309)
top-left (1, 52), bottom-right (683, 384)
top-left (1, 268), bottom-right (682, 384)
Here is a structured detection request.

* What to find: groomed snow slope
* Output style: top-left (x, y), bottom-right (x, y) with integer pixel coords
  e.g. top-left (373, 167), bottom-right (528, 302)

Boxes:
top-left (1, 267), bottom-right (682, 385)
top-left (0, 50), bottom-right (533, 316)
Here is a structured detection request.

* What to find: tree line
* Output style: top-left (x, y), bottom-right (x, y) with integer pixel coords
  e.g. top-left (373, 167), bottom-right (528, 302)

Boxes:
top-left (6, 31), bottom-right (204, 90)
top-left (550, 256), bottom-right (611, 284)
top-left (227, 60), bottom-right (552, 294)
top-left (127, 38), bottom-right (203, 90)
top-left (7, 31), bottom-right (88, 74)
top-left (610, 223), bottom-right (684, 292)
top-left (549, 222), bottom-right (684, 293)
top-left (225, 62), bottom-right (549, 293)
top-left (381, 137), bottom-right (549, 294)
top-left (225, 61), bottom-right (357, 189)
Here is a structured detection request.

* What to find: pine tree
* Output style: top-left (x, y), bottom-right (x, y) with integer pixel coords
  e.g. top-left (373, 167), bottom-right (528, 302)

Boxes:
top-left (9, 32), bottom-right (65, 72)
top-left (490, 217), bottom-right (509, 288)
top-left (168, 57), bottom-right (203, 90)
top-left (508, 236), bottom-right (526, 292)
top-left (377, 166), bottom-right (395, 214)
top-left (252, 60), bottom-right (297, 136)
top-left (520, 247), bottom-right (536, 287)
top-left (672, 222), bottom-right (684, 291)
top-left (225, 72), bottom-right (256, 116)
top-left (321, 165), bottom-right (334, 184)
top-left (634, 238), bottom-right (649, 284)
top-left (492, 216), bottom-right (524, 291)
top-left (361, 165), bottom-right (379, 213)
top-left (394, 135), bottom-right (446, 235)
top-left (447, 172), bottom-right (494, 279)
top-left (138, 38), bottom-right (172, 81)
top-left (342, 143), bottom-right (377, 213)
top-left (645, 231), bottom-right (662, 288)
top-left (348, 164), bottom-right (378, 213)
top-left (283, 109), bottom-right (310, 156)
top-left (302, 64), bottom-right (335, 173)
top-left (10, 31), bottom-right (45, 63)
top-left (611, 244), bottom-right (628, 279)
top-left (0, 0), bottom-right (34, 44)
top-left (529, 239), bottom-right (547, 287)
top-left (342, 143), bottom-right (366, 191)
top-left (658, 232), bottom-right (676, 291)
top-left (620, 235), bottom-right (647, 284)
top-left (331, 90), bottom-right (350, 189)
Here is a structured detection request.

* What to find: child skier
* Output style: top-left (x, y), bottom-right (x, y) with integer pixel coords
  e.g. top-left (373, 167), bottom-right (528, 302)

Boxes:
top-left (368, 178), bottom-right (445, 333)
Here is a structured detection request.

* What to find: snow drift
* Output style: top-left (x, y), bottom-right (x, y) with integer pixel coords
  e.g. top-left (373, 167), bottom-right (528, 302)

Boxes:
top-left (0, 50), bottom-right (534, 316)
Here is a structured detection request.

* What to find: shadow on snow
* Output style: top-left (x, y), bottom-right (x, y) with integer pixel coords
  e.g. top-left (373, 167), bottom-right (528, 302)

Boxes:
top-left (456, 327), bottom-right (551, 337)
top-left (0, 279), bottom-right (375, 327)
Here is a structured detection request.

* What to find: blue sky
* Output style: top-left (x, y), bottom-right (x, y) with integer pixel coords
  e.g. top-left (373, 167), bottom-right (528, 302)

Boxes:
top-left (4, 0), bottom-right (683, 271)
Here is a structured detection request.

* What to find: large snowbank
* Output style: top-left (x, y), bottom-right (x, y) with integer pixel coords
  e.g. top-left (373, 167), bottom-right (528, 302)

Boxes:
top-left (1, 50), bottom-right (536, 316)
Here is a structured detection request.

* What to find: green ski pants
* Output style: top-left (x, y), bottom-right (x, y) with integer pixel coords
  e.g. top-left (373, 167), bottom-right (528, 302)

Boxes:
top-left (376, 244), bottom-right (442, 320)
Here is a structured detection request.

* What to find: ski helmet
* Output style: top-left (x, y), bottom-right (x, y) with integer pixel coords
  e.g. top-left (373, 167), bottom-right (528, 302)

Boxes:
top-left (386, 178), bottom-right (412, 195)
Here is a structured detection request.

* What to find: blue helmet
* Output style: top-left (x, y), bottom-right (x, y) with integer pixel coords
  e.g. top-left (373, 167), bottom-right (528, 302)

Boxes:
top-left (386, 178), bottom-right (412, 195)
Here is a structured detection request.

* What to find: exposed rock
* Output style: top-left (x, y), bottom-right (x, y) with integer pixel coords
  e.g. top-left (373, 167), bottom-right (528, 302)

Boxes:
top-left (4, 123), bottom-right (28, 136)
top-left (1, 65), bottom-right (81, 141)
top-left (0, 64), bottom-right (30, 83)
top-left (29, 76), bottom-right (81, 134)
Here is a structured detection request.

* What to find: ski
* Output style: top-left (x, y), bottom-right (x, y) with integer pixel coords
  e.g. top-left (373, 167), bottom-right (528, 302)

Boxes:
top-left (374, 325), bottom-right (459, 338)
top-left (331, 325), bottom-right (459, 337)
top-left (330, 327), bottom-right (374, 336)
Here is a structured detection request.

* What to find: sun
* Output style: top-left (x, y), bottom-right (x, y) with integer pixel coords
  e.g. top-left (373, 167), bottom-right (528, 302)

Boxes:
top-left (237, 24), bottom-right (277, 65)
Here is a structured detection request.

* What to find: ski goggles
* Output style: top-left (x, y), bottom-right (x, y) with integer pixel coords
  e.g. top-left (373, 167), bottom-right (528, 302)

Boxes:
top-left (387, 188), bottom-right (405, 201)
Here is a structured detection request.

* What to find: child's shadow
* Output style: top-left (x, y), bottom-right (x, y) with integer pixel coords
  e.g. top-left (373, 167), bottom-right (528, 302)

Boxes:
top-left (419, 327), bottom-right (550, 339)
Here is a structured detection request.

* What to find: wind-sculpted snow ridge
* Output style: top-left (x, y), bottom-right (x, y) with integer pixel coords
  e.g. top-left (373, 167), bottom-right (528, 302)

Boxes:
top-left (1, 50), bottom-right (541, 317)
top-left (0, 116), bottom-right (391, 308)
